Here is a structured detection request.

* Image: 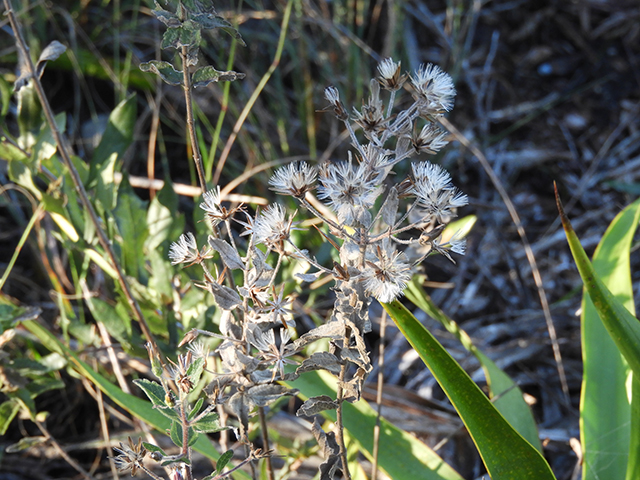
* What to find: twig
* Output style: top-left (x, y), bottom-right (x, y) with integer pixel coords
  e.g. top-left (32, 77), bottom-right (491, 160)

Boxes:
top-left (180, 44), bottom-right (207, 194)
top-left (258, 407), bottom-right (275, 480)
top-left (438, 115), bottom-right (570, 404)
top-left (3, 0), bottom-right (158, 351)
top-left (34, 419), bottom-right (98, 480)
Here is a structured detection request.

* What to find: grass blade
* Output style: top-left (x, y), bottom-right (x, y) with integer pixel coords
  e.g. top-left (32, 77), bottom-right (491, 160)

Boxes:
top-left (405, 281), bottom-right (542, 452)
top-left (558, 194), bottom-right (640, 479)
top-left (383, 300), bottom-right (556, 480)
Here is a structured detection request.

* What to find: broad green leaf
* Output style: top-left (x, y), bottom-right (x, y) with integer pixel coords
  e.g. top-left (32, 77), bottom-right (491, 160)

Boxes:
top-left (25, 377), bottom-right (65, 398)
top-left (0, 399), bottom-right (21, 435)
top-left (405, 281), bottom-right (541, 452)
top-left (134, 379), bottom-right (168, 407)
top-left (146, 178), bottom-right (179, 251)
top-left (192, 411), bottom-right (223, 433)
top-left (114, 175), bottom-right (149, 280)
top-left (140, 60), bottom-right (183, 86)
top-left (20, 320), bottom-right (250, 479)
top-left (84, 296), bottom-right (133, 352)
top-left (288, 370), bottom-right (464, 480)
top-left (8, 160), bottom-right (41, 200)
top-left (89, 95), bottom-right (137, 210)
top-left (561, 196), bottom-right (640, 480)
top-left (0, 139), bottom-right (29, 162)
top-left (383, 301), bottom-right (556, 480)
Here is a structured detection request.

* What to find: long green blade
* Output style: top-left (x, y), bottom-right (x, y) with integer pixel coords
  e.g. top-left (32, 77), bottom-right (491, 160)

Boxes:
top-left (561, 196), bottom-right (640, 480)
top-left (405, 281), bottom-right (541, 452)
top-left (383, 301), bottom-right (556, 480)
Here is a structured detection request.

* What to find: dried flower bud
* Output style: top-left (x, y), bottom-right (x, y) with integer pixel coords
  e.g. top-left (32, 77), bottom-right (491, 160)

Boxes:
top-left (145, 341), bottom-right (164, 379)
top-left (110, 437), bottom-right (147, 476)
top-left (376, 58), bottom-right (407, 91)
top-left (324, 86), bottom-right (349, 121)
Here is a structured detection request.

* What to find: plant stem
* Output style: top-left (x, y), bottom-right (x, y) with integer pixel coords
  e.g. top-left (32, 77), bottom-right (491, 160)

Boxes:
top-left (181, 46), bottom-right (207, 195)
top-left (335, 360), bottom-right (352, 480)
top-left (180, 397), bottom-right (193, 480)
top-left (258, 407), bottom-right (275, 480)
top-left (3, 0), bottom-right (157, 351)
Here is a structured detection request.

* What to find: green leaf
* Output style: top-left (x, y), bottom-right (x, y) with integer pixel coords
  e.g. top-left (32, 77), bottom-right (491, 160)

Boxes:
top-left (114, 175), bottom-right (149, 280)
top-left (383, 301), bottom-right (556, 480)
top-left (0, 399), bottom-right (21, 435)
top-left (146, 178), bottom-right (179, 250)
top-left (140, 60), bottom-right (183, 86)
top-left (288, 370), bottom-right (464, 480)
top-left (152, 2), bottom-right (181, 27)
top-left (192, 411), bottom-right (223, 433)
top-left (0, 139), bottom-right (29, 162)
top-left (5, 436), bottom-right (47, 453)
top-left (170, 420), bottom-right (198, 448)
top-left (85, 296), bottom-right (133, 352)
top-left (143, 442), bottom-right (167, 456)
top-left (558, 195), bottom-right (640, 376)
top-left (90, 95), bottom-right (137, 210)
top-left (21, 320), bottom-right (250, 478)
top-left (216, 449), bottom-right (234, 472)
top-left (134, 379), bottom-right (168, 407)
top-left (187, 356), bottom-right (205, 386)
top-left (560, 196), bottom-right (640, 480)
top-left (25, 377), bottom-right (65, 398)
top-left (188, 397), bottom-right (205, 421)
top-left (192, 66), bottom-right (245, 88)
top-left (190, 13), bottom-right (246, 45)
top-left (405, 281), bottom-right (542, 452)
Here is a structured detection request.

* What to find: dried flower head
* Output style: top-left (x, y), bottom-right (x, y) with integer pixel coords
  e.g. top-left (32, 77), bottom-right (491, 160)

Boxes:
top-left (411, 162), bottom-right (468, 223)
top-left (362, 245), bottom-right (412, 303)
top-left (110, 436), bottom-right (147, 476)
top-left (377, 58), bottom-right (407, 91)
top-left (411, 123), bottom-right (450, 154)
top-left (269, 162), bottom-right (317, 198)
top-left (200, 186), bottom-right (243, 228)
top-left (410, 63), bottom-right (456, 115)
top-left (324, 86), bottom-right (349, 121)
top-left (169, 232), bottom-right (211, 265)
top-left (317, 157), bottom-right (383, 227)
top-left (352, 80), bottom-right (387, 137)
top-left (252, 204), bottom-right (300, 248)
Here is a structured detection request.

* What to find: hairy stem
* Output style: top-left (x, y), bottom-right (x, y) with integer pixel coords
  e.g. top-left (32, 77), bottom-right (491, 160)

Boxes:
top-left (180, 46), bottom-right (207, 195)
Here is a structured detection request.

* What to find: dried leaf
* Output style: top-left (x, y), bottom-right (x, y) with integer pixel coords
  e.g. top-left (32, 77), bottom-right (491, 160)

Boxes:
top-left (293, 322), bottom-right (344, 351)
top-left (296, 352), bottom-right (342, 375)
top-left (140, 60), bottom-right (183, 86)
top-left (312, 418), bottom-right (341, 480)
top-left (207, 282), bottom-right (241, 310)
top-left (246, 384), bottom-right (297, 408)
top-left (296, 395), bottom-right (338, 416)
top-left (36, 41), bottom-right (66, 79)
top-left (208, 237), bottom-right (245, 270)
top-left (295, 271), bottom-right (322, 283)
top-left (381, 186), bottom-right (399, 227)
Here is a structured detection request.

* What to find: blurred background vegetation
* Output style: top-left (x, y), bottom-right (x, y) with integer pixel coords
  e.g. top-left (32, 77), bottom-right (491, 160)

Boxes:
top-left (1, 0), bottom-right (639, 478)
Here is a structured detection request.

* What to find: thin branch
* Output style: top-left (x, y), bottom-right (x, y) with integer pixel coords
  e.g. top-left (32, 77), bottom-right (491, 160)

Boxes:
top-left (180, 45), bottom-right (207, 194)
